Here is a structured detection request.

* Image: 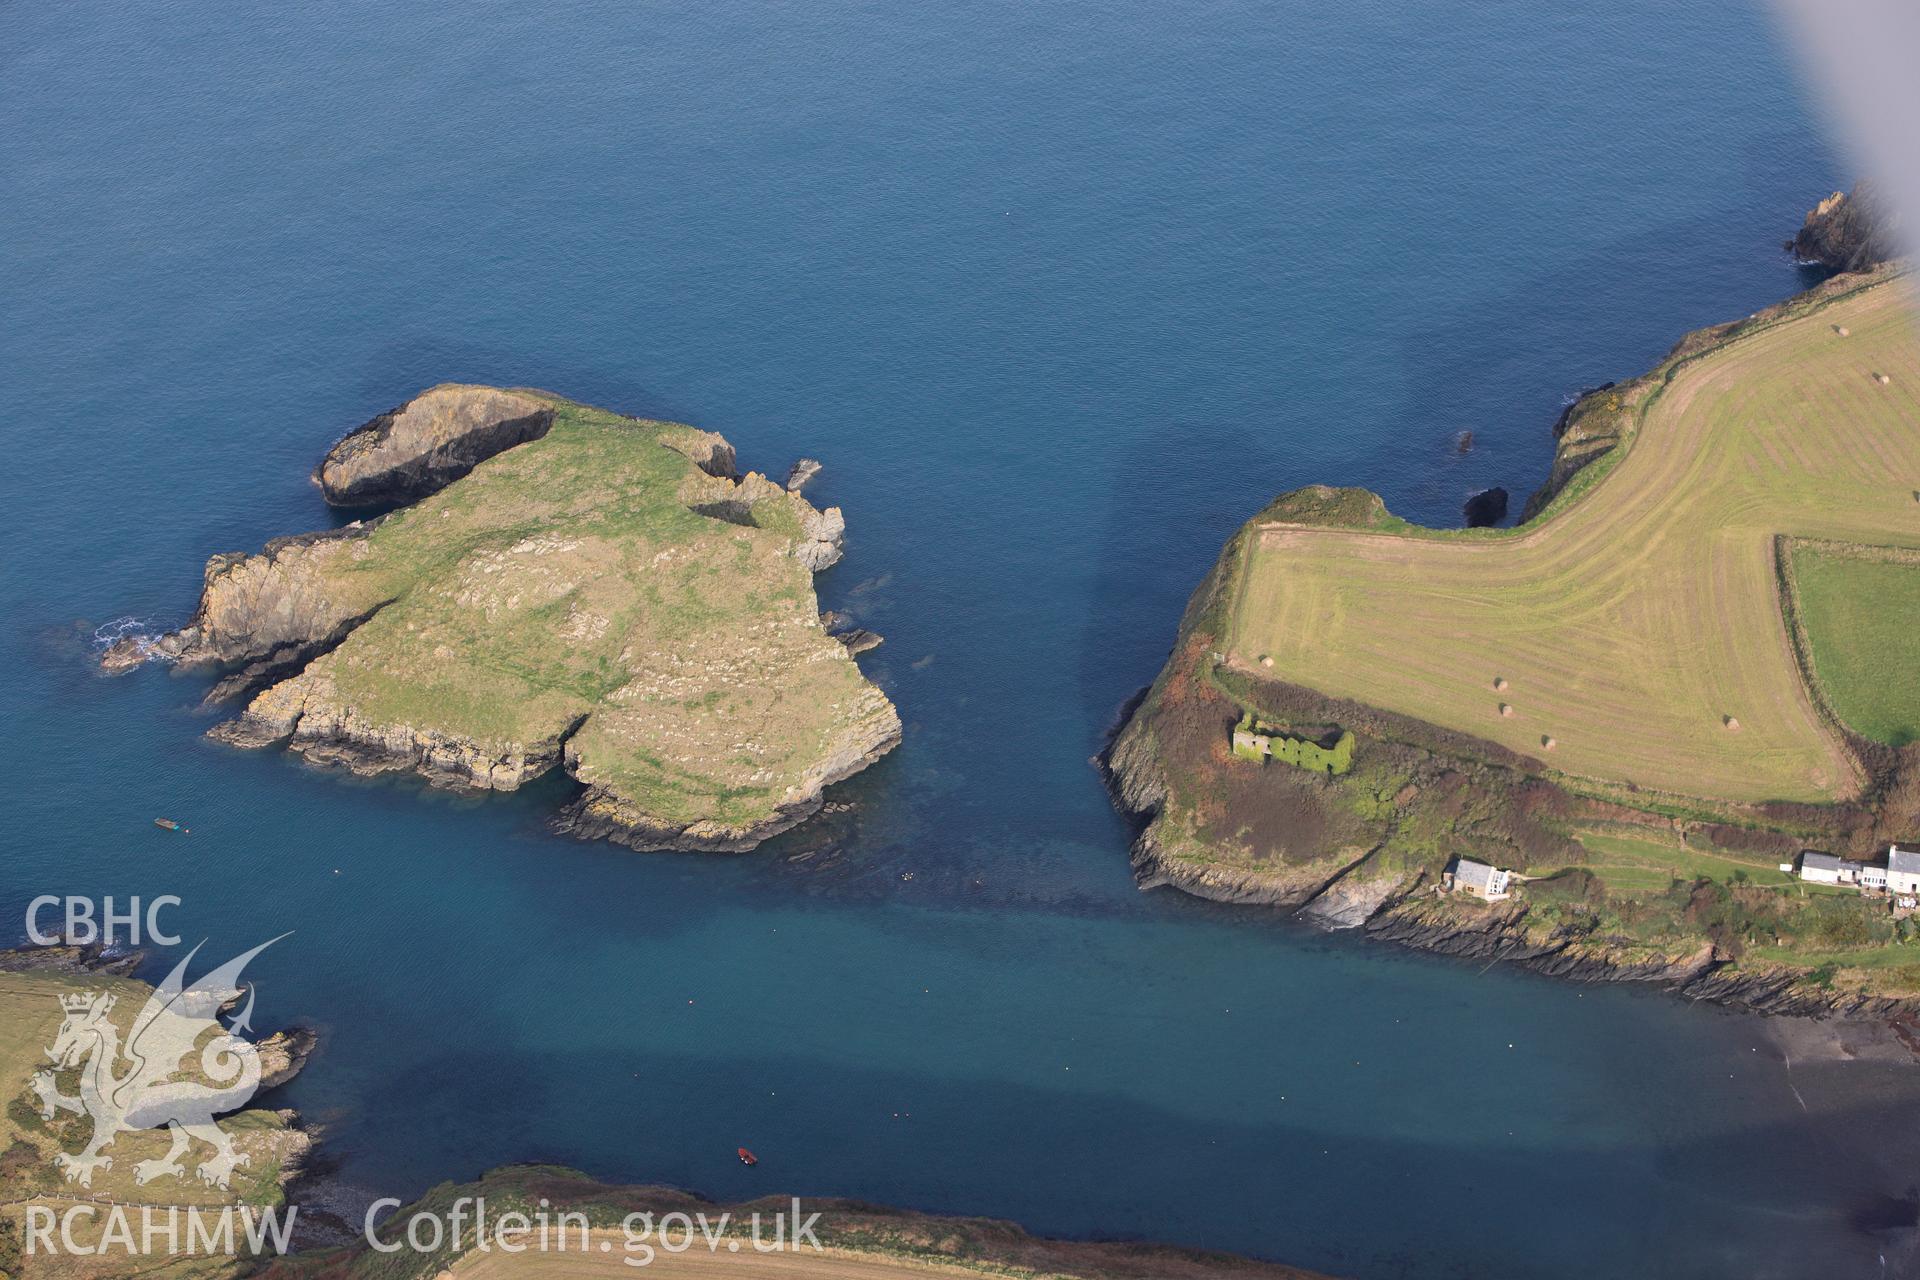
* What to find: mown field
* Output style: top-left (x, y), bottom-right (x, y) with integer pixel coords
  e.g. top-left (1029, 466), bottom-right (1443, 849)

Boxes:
top-left (1228, 275), bottom-right (1920, 806)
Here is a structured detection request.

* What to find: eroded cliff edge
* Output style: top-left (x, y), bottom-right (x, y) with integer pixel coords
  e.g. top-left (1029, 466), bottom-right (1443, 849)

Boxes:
top-left (1104, 264), bottom-right (1920, 1018)
top-left (110, 385), bottom-right (900, 853)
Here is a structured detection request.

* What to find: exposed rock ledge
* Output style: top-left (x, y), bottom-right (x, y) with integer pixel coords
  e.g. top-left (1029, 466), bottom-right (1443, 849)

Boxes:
top-left (316, 384), bottom-right (557, 507)
top-left (112, 387), bottom-right (899, 853)
top-left (256, 1024), bottom-right (320, 1091)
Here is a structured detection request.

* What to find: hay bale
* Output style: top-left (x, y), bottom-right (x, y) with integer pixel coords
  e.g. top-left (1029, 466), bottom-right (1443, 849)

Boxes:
top-left (1835, 325), bottom-right (1850, 337)
top-left (1541, 735), bottom-right (1556, 750)
top-left (1259, 654), bottom-right (1274, 668)
top-left (1724, 714), bottom-right (1740, 731)
top-left (1493, 677), bottom-right (1508, 692)
top-left (1877, 373), bottom-right (1893, 385)
top-left (1499, 703), bottom-right (1514, 717)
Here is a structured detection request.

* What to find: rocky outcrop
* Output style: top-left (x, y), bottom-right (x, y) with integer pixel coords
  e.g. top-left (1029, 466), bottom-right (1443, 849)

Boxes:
top-left (786, 457), bottom-right (822, 490)
top-left (661, 427), bottom-right (738, 479)
top-left (821, 611), bottom-right (883, 653)
top-left (256, 1024), bottom-right (319, 1091)
top-left (1787, 182), bottom-right (1898, 273)
top-left (835, 627), bottom-right (883, 654)
top-left (1462, 486), bottom-right (1508, 527)
top-left (1297, 859), bottom-right (1409, 927)
top-left (793, 501), bottom-right (846, 570)
top-left (316, 384), bottom-right (555, 506)
top-left (100, 634), bottom-right (154, 674)
top-left (96, 522), bottom-right (391, 685)
top-left (0, 942), bottom-right (142, 977)
top-left (156, 523), bottom-right (393, 669)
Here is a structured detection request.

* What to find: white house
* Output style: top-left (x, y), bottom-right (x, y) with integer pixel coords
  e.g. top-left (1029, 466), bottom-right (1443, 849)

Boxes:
top-left (1888, 846), bottom-right (1920, 896)
top-left (1861, 862), bottom-right (1889, 891)
top-left (1796, 852), bottom-right (1862, 885)
top-left (1449, 858), bottom-right (1512, 902)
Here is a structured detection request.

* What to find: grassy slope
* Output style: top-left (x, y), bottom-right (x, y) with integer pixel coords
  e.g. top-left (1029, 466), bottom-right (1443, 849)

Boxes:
top-left (264, 398), bottom-right (888, 830)
top-left (1792, 543), bottom-right (1920, 747)
top-left (1228, 273), bottom-right (1920, 806)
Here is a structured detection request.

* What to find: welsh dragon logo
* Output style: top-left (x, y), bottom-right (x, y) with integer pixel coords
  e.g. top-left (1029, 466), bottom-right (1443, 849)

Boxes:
top-left (32, 937), bottom-right (286, 1190)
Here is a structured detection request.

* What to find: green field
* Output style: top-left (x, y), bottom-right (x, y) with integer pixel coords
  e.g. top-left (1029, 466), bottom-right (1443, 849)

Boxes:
top-left (1792, 543), bottom-right (1920, 746)
top-left (1226, 273), bottom-right (1920, 806)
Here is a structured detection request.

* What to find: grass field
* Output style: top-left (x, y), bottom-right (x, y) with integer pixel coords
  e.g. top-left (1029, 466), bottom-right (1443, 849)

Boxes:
top-left (1792, 542), bottom-right (1920, 746)
top-left (1554, 829), bottom-right (1800, 898)
top-left (1227, 275), bottom-right (1920, 805)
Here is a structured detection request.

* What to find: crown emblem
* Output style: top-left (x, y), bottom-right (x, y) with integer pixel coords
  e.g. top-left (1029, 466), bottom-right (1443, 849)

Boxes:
top-left (59, 991), bottom-right (110, 1013)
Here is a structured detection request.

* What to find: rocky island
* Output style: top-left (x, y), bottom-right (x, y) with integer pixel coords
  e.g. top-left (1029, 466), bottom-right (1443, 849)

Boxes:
top-left (107, 386), bottom-right (900, 853)
top-left (1108, 200), bottom-right (1920, 1014)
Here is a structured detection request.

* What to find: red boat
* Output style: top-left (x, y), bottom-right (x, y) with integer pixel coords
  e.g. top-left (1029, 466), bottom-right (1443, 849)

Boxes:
top-left (737, 1147), bottom-right (758, 1166)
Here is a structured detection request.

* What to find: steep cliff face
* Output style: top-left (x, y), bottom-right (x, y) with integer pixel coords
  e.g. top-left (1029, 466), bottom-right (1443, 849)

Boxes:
top-left (118, 388), bottom-right (899, 853)
top-left (316, 384), bottom-right (557, 506)
top-left (1787, 182), bottom-right (1899, 273)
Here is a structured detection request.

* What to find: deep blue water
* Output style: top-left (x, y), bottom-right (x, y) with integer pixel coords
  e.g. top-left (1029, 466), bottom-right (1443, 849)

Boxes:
top-left (6, 2), bottom-right (1918, 1277)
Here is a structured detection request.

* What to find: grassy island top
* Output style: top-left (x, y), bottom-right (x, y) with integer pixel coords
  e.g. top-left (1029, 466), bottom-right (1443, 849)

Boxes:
top-left (230, 393), bottom-right (897, 840)
top-left (1225, 274), bottom-right (1920, 806)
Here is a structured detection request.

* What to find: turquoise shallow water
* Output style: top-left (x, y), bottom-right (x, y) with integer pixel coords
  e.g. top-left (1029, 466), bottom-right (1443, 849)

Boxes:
top-left (6, 1), bottom-right (1920, 1276)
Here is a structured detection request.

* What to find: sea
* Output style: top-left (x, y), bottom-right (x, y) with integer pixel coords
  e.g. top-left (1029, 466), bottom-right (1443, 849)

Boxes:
top-left (6, 2), bottom-right (1918, 1276)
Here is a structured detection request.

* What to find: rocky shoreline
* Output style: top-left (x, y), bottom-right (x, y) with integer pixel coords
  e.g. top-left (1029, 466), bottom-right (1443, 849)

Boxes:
top-left (1107, 731), bottom-right (1920, 1021)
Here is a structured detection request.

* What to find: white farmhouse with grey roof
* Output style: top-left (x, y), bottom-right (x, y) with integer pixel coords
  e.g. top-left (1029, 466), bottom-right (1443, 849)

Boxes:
top-left (1796, 851), bottom-right (1864, 886)
top-left (1448, 857), bottom-right (1512, 902)
top-left (1889, 846), bottom-right (1920, 896)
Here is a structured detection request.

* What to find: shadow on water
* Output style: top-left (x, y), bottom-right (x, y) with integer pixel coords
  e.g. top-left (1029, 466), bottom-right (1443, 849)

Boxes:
top-left (1072, 415), bottom-right (1286, 739)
